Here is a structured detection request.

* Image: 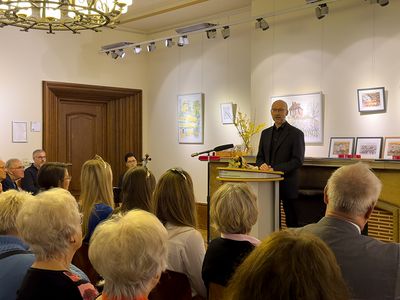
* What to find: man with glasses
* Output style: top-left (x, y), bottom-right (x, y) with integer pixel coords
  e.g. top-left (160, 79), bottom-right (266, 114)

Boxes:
top-left (256, 100), bottom-right (305, 228)
top-left (21, 149), bottom-right (46, 195)
top-left (2, 158), bottom-right (25, 192)
top-left (0, 160), bottom-right (6, 193)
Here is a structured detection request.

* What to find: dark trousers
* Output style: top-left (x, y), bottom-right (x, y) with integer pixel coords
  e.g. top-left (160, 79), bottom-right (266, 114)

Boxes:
top-left (282, 197), bottom-right (299, 228)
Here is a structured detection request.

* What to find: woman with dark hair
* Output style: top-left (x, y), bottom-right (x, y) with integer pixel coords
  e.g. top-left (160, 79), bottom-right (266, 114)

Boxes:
top-left (37, 162), bottom-right (71, 191)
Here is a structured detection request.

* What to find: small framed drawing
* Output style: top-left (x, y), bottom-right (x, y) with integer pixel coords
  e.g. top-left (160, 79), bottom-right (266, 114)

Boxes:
top-left (328, 137), bottom-right (355, 158)
top-left (357, 87), bottom-right (385, 113)
top-left (355, 137), bottom-right (383, 159)
top-left (177, 93), bottom-right (204, 144)
top-left (383, 137), bottom-right (400, 159)
top-left (12, 121), bottom-right (28, 143)
top-left (220, 103), bottom-right (236, 124)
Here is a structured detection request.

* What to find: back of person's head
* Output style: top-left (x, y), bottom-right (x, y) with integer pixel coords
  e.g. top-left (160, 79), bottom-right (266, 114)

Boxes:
top-left (16, 188), bottom-right (81, 261)
top-left (326, 162), bottom-right (382, 216)
top-left (152, 167), bottom-right (197, 228)
top-left (211, 183), bottom-right (258, 234)
top-left (0, 190), bottom-right (34, 235)
top-left (121, 167), bottom-right (156, 213)
top-left (80, 155), bottom-right (114, 237)
top-left (225, 230), bottom-right (349, 300)
top-left (89, 209), bottom-right (168, 299)
top-left (38, 162), bottom-right (68, 190)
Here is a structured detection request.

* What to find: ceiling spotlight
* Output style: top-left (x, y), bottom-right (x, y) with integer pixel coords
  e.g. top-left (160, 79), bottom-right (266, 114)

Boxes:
top-left (133, 45), bottom-right (142, 54)
top-left (178, 35), bottom-right (189, 47)
top-left (117, 49), bottom-right (125, 58)
top-left (165, 38), bottom-right (174, 47)
top-left (221, 26), bottom-right (230, 39)
top-left (110, 51), bottom-right (119, 59)
top-left (378, 0), bottom-right (389, 6)
top-left (206, 29), bottom-right (217, 39)
top-left (255, 18), bottom-right (269, 31)
top-left (315, 3), bottom-right (329, 19)
top-left (147, 42), bottom-right (156, 52)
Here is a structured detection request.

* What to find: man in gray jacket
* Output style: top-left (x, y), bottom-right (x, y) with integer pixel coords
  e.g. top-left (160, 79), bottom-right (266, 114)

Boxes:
top-left (301, 162), bottom-right (400, 300)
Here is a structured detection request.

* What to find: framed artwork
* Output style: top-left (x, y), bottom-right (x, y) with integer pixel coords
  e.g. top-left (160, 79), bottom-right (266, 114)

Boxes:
top-left (270, 92), bottom-right (323, 144)
top-left (328, 137), bottom-right (355, 158)
top-left (12, 121), bottom-right (28, 143)
top-left (357, 87), bottom-right (385, 113)
top-left (220, 103), bottom-right (236, 124)
top-left (177, 93), bottom-right (204, 144)
top-left (355, 137), bottom-right (383, 159)
top-left (383, 137), bottom-right (400, 159)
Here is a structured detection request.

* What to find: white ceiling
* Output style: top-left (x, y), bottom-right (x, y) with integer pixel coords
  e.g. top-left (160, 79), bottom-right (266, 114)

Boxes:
top-left (116, 0), bottom-right (252, 34)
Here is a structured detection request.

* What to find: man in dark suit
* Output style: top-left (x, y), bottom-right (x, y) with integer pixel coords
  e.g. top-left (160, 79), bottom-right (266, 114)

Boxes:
top-left (300, 162), bottom-right (400, 300)
top-left (256, 100), bottom-right (305, 227)
top-left (21, 149), bottom-right (46, 195)
top-left (2, 159), bottom-right (25, 192)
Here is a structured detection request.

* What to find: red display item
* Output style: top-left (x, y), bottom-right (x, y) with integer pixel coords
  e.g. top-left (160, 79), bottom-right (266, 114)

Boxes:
top-left (198, 155), bottom-right (220, 161)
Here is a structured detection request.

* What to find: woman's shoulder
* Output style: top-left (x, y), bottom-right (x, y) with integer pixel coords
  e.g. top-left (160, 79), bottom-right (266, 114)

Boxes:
top-left (63, 271), bottom-right (99, 300)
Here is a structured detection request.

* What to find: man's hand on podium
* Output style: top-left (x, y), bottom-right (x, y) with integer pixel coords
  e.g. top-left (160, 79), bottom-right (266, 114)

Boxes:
top-left (259, 163), bottom-right (274, 172)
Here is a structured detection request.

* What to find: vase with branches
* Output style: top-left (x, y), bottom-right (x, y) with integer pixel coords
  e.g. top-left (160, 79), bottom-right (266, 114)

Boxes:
top-left (234, 111), bottom-right (266, 154)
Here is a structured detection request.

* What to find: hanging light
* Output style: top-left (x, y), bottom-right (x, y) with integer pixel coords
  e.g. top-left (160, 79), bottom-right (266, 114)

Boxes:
top-left (221, 26), bottom-right (230, 39)
top-left (0, 0), bottom-right (134, 33)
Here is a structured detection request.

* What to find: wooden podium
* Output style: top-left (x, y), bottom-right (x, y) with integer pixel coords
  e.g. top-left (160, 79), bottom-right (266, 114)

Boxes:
top-left (216, 167), bottom-right (283, 240)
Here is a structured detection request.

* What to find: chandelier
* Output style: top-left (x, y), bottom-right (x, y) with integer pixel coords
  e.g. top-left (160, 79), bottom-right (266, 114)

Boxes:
top-left (0, 0), bottom-right (133, 33)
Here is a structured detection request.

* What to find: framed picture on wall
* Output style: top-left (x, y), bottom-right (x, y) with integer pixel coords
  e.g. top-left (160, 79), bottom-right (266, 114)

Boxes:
top-left (270, 92), bottom-right (323, 145)
top-left (357, 87), bottom-right (386, 113)
top-left (355, 137), bottom-right (383, 159)
top-left (220, 103), bottom-right (236, 124)
top-left (177, 93), bottom-right (204, 144)
top-left (383, 137), bottom-right (400, 159)
top-left (328, 137), bottom-right (355, 158)
top-left (12, 121), bottom-right (28, 143)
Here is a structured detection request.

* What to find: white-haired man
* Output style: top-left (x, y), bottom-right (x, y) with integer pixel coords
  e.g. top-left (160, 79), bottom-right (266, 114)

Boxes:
top-left (21, 149), bottom-right (46, 195)
top-left (300, 162), bottom-right (400, 300)
top-left (2, 159), bottom-right (24, 192)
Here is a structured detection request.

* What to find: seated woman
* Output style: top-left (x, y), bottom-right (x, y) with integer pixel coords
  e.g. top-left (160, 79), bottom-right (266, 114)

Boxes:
top-left (16, 188), bottom-right (98, 300)
top-left (225, 230), bottom-right (350, 300)
top-left (152, 168), bottom-right (207, 299)
top-left (202, 182), bottom-right (259, 288)
top-left (80, 155), bottom-right (114, 242)
top-left (89, 210), bottom-right (168, 300)
top-left (118, 166), bottom-right (156, 213)
top-left (37, 162), bottom-right (71, 191)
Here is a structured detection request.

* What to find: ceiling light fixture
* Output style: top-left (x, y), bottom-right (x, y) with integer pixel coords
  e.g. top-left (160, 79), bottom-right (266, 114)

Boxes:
top-left (255, 18), bottom-right (269, 31)
top-left (110, 51), bottom-right (119, 59)
top-left (221, 26), bottom-right (230, 39)
top-left (206, 29), bottom-right (217, 39)
top-left (147, 42), bottom-right (156, 52)
top-left (165, 38), bottom-right (174, 47)
top-left (133, 45), bottom-right (142, 54)
top-left (378, 0), bottom-right (389, 6)
top-left (177, 35), bottom-right (189, 47)
top-left (315, 3), bottom-right (329, 19)
top-left (0, 0), bottom-right (133, 33)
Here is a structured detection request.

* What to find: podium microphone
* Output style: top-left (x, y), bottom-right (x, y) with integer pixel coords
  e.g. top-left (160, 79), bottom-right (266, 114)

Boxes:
top-left (191, 144), bottom-right (234, 157)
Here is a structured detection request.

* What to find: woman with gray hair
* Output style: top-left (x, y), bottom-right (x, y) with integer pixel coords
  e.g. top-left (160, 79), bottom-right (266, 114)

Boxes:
top-left (89, 209), bottom-right (168, 300)
top-left (16, 188), bottom-right (98, 300)
top-left (202, 182), bottom-right (259, 288)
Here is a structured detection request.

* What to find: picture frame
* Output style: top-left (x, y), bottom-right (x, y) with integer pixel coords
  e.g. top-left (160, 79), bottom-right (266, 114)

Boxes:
top-left (355, 137), bottom-right (383, 159)
top-left (328, 137), bottom-right (355, 158)
top-left (270, 92), bottom-right (323, 145)
top-left (220, 103), bottom-right (236, 124)
top-left (177, 93), bottom-right (204, 144)
top-left (383, 137), bottom-right (400, 159)
top-left (12, 121), bottom-right (28, 143)
top-left (357, 87), bottom-right (385, 113)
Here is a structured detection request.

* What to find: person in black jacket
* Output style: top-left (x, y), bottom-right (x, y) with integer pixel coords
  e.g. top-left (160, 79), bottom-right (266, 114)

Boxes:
top-left (21, 149), bottom-right (46, 195)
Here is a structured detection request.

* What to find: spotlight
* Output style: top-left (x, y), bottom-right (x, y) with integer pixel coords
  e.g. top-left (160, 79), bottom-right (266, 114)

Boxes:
top-left (378, 0), bottom-right (389, 6)
top-left (147, 42), bottom-right (156, 52)
top-left (110, 50), bottom-right (118, 59)
top-left (117, 49), bottom-right (125, 58)
top-left (178, 35), bottom-right (189, 47)
top-left (255, 18), bottom-right (269, 31)
top-left (315, 3), bottom-right (329, 19)
top-left (133, 45), bottom-right (142, 54)
top-left (165, 38), bottom-right (174, 47)
top-left (206, 29), bottom-right (217, 39)
top-left (221, 26), bottom-right (230, 39)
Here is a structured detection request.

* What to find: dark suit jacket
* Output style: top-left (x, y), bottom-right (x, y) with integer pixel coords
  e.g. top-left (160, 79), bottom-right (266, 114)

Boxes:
top-left (21, 164), bottom-right (39, 195)
top-left (256, 122), bottom-right (305, 199)
top-left (1, 174), bottom-right (18, 192)
top-left (301, 216), bottom-right (400, 300)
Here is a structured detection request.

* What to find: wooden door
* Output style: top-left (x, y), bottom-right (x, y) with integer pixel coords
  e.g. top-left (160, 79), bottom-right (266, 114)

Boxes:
top-left (43, 81), bottom-right (142, 198)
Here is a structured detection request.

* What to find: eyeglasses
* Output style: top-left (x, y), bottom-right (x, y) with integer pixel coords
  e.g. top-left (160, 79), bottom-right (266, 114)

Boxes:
top-left (271, 108), bottom-right (286, 113)
top-left (169, 168), bottom-right (187, 180)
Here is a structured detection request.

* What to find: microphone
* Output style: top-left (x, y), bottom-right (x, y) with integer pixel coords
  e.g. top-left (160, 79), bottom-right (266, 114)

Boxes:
top-left (191, 144), bottom-right (234, 157)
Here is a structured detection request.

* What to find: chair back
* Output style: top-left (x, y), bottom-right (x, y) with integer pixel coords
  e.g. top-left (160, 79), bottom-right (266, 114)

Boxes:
top-left (208, 282), bottom-right (225, 300)
top-left (72, 242), bottom-right (101, 284)
top-left (149, 269), bottom-right (192, 300)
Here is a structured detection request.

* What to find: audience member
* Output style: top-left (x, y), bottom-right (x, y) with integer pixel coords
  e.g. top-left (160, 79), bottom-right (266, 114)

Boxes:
top-left (21, 149), bottom-right (46, 195)
top-left (202, 183), bottom-right (259, 288)
top-left (16, 188), bottom-right (98, 300)
top-left (80, 155), bottom-right (114, 242)
top-left (152, 167), bottom-right (206, 299)
top-left (300, 162), bottom-right (400, 300)
top-left (225, 230), bottom-right (349, 300)
top-left (118, 152), bottom-right (138, 189)
top-left (89, 210), bottom-right (168, 300)
top-left (119, 167), bottom-right (156, 213)
top-left (0, 159), bottom-right (6, 192)
top-left (2, 159), bottom-right (24, 192)
top-left (37, 162), bottom-right (71, 191)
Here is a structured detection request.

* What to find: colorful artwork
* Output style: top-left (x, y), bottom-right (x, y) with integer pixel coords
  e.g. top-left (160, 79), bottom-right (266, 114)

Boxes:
top-left (355, 137), bottom-right (382, 159)
top-left (177, 93), bottom-right (204, 144)
top-left (328, 137), bottom-right (354, 158)
top-left (383, 137), bottom-right (400, 159)
top-left (357, 87), bottom-right (385, 113)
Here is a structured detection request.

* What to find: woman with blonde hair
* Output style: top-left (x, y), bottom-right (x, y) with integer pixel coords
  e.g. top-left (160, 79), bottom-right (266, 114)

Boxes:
top-left (80, 155), bottom-right (114, 242)
top-left (152, 167), bottom-right (206, 299)
top-left (225, 230), bottom-right (349, 300)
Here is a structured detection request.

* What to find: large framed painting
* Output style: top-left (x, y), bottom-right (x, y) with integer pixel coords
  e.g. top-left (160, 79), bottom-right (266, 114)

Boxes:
top-left (270, 92), bottom-right (323, 144)
top-left (355, 137), bottom-right (383, 159)
top-left (328, 137), bottom-right (355, 158)
top-left (357, 87), bottom-right (385, 113)
top-left (177, 93), bottom-right (204, 144)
